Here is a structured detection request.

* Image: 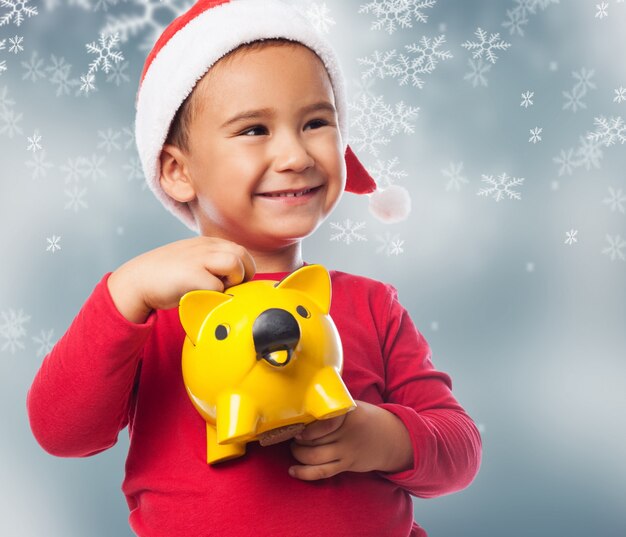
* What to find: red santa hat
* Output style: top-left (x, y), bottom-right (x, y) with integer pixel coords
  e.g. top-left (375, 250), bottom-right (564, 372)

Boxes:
top-left (136, 0), bottom-right (410, 232)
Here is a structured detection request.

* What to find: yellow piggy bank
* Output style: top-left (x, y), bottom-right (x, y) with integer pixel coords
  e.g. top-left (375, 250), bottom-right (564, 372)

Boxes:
top-left (179, 264), bottom-right (356, 464)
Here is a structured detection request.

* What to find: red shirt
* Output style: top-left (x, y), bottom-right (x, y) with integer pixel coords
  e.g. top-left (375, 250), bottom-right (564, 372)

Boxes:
top-left (27, 268), bottom-right (481, 537)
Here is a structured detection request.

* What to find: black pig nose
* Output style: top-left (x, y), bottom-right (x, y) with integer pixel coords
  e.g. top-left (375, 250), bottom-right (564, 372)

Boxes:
top-left (252, 308), bottom-right (300, 367)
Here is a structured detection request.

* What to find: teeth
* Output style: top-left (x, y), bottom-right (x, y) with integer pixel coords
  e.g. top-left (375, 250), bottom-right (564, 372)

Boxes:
top-left (265, 188), bottom-right (313, 198)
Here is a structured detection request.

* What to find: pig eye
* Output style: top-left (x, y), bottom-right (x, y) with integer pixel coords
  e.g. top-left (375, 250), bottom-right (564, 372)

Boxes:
top-left (215, 324), bottom-right (229, 340)
top-left (296, 305), bottom-right (310, 319)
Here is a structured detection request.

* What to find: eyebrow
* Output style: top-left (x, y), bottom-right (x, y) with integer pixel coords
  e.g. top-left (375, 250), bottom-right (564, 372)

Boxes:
top-left (220, 101), bottom-right (337, 129)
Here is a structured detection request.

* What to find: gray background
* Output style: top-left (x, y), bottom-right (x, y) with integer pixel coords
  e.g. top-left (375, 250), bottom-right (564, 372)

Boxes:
top-left (1, 1), bottom-right (625, 535)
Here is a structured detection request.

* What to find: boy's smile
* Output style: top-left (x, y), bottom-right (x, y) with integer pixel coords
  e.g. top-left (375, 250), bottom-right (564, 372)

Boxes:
top-left (160, 42), bottom-right (346, 254)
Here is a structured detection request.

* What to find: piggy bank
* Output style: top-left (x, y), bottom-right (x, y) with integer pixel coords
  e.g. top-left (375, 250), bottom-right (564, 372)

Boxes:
top-left (179, 264), bottom-right (356, 464)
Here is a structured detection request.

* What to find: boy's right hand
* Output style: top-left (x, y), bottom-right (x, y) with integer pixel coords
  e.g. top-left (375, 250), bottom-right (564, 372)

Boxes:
top-left (107, 237), bottom-right (256, 324)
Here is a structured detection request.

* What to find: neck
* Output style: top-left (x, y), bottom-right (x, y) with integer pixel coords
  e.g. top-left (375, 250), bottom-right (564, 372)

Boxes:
top-left (247, 242), bottom-right (304, 274)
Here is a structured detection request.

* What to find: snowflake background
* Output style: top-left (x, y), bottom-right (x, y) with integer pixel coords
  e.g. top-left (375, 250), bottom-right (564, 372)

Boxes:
top-left (1, 1), bottom-right (626, 536)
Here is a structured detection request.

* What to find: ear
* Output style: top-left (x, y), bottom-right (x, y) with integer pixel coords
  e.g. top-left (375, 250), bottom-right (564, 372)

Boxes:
top-left (179, 290), bottom-right (232, 346)
top-left (160, 143), bottom-right (197, 203)
top-left (276, 265), bottom-right (331, 314)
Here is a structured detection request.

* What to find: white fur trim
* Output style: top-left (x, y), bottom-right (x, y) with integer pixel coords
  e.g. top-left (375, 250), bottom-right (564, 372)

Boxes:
top-left (135, 0), bottom-right (349, 232)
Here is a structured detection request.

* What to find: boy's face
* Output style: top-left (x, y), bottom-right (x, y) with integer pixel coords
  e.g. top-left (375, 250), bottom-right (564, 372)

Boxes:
top-left (165, 43), bottom-right (346, 250)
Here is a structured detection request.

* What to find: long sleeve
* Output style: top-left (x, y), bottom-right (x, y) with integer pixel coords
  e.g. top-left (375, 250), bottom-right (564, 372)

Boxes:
top-left (26, 273), bottom-right (156, 457)
top-left (376, 285), bottom-right (482, 498)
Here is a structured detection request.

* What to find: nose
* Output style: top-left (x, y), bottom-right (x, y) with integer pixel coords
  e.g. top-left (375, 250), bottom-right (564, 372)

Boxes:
top-left (272, 130), bottom-right (315, 173)
top-left (252, 308), bottom-right (300, 367)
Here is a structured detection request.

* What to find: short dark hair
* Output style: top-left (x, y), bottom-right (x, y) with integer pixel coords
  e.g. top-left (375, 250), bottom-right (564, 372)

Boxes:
top-left (165, 38), bottom-right (301, 151)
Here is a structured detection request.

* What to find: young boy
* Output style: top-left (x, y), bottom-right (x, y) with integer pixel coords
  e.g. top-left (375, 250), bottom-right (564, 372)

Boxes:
top-left (27, 1), bottom-right (482, 535)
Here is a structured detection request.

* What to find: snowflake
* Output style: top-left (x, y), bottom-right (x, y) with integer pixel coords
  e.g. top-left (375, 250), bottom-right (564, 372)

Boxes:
top-left (94, 0), bottom-right (118, 12)
top-left (520, 90), bottom-right (534, 108)
top-left (121, 126), bottom-right (135, 150)
top-left (8, 34), bottom-right (23, 54)
top-left (21, 51), bottom-right (46, 82)
top-left (0, 108), bottom-right (23, 137)
top-left (25, 150), bottom-right (54, 179)
top-left (106, 60), bottom-right (130, 86)
top-left (461, 27), bottom-right (511, 65)
top-left (26, 129), bottom-right (42, 152)
top-left (441, 161), bottom-right (468, 192)
top-left (502, 7), bottom-right (528, 36)
top-left (528, 127), bottom-right (542, 144)
top-left (375, 232), bottom-right (405, 256)
top-left (64, 186), bottom-right (88, 212)
top-left (0, 60), bottom-right (6, 75)
top-left (463, 58), bottom-right (491, 88)
top-left (329, 219), bottom-right (367, 245)
top-left (368, 157), bottom-right (408, 189)
top-left (86, 33), bottom-right (124, 75)
top-left (572, 67), bottom-right (596, 93)
top-left (394, 35), bottom-right (452, 88)
top-left (351, 76), bottom-right (377, 100)
top-left (553, 148), bottom-right (577, 176)
top-left (50, 68), bottom-right (80, 97)
top-left (0, 85), bottom-right (15, 115)
top-left (358, 0), bottom-right (436, 34)
top-left (0, 0), bottom-right (38, 27)
top-left (46, 54), bottom-right (72, 80)
top-left (477, 173), bottom-right (524, 202)
top-left (32, 329), bottom-right (55, 358)
top-left (123, 155), bottom-right (144, 183)
top-left (562, 86), bottom-right (587, 113)
top-left (46, 234), bottom-right (61, 253)
top-left (97, 128), bottom-right (122, 152)
top-left (587, 116), bottom-right (626, 146)
top-left (78, 72), bottom-right (97, 95)
top-left (0, 308), bottom-right (30, 354)
top-left (102, 0), bottom-right (191, 51)
top-left (81, 153), bottom-right (106, 181)
top-left (564, 229), bottom-right (578, 245)
top-left (614, 87), bottom-right (626, 103)
top-left (595, 2), bottom-right (608, 19)
top-left (601, 234), bottom-right (626, 261)
top-left (575, 135), bottom-right (603, 171)
top-left (60, 157), bottom-right (89, 184)
top-left (304, 2), bottom-right (336, 34)
top-left (602, 187), bottom-right (626, 213)
top-left (358, 49), bottom-right (399, 81)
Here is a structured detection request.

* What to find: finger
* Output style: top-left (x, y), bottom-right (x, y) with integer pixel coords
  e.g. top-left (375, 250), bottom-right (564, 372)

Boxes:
top-left (296, 415), bottom-right (345, 443)
top-left (288, 460), bottom-right (345, 481)
top-left (202, 251), bottom-right (247, 289)
top-left (290, 441), bottom-right (339, 466)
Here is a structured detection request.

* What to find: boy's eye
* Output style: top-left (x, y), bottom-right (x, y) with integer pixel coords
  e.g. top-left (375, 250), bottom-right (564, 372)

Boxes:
top-left (239, 119), bottom-right (329, 136)
top-left (304, 119), bottom-right (329, 130)
top-left (241, 125), bottom-right (268, 136)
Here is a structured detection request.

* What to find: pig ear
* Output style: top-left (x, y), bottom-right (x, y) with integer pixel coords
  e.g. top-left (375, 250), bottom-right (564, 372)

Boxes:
top-left (275, 264), bottom-right (331, 314)
top-left (179, 290), bottom-right (232, 346)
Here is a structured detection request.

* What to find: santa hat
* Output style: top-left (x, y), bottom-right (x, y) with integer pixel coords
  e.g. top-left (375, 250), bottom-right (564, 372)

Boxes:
top-left (135, 0), bottom-right (410, 232)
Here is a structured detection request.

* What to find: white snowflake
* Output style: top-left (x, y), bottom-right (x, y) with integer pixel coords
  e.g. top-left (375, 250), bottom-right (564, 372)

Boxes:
top-left (462, 27), bottom-right (511, 65)
top-left (520, 90), bottom-right (534, 108)
top-left (329, 219), bottom-right (367, 245)
top-left (60, 157), bottom-right (89, 184)
top-left (562, 68), bottom-right (596, 113)
top-left (574, 135), bottom-right (603, 171)
top-left (564, 229), bottom-right (578, 245)
top-left (441, 161), bottom-right (468, 191)
top-left (32, 329), bottom-right (55, 358)
top-left (105, 60), bottom-right (130, 86)
top-left (78, 72), bottom-right (97, 95)
top-left (562, 86), bottom-right (587, 113)
top-left (367, 157), bottom-right (407, 189)
top-left (358, 49), bottom-right (400, 81)
top-left (81, 153), bottom-right (106, 181)
top-left (528, 127), bottom-right (542, 144)
top-left (587, 116), bottom-right (626, 146)
top-left (553, 148), bottom-right (577, 176)
top-left (86, 33), bottom-right (124, 75)
top-left (97, 128), bottom-right (122, 152)
top-left (375, 232), bottom-right (405, 256)
top-left (477, 173), bottom-right (524, 202)
top-left (463, 58), bottom-right (491, 88)
top-left (0, 0), bottom-right (38, 27)
top-left (502, 7), bottom-right (528, 37)
top-left (102, 0), bottom-right (191, 51)
top-left (602, 187), bottom-right (626, 213)
top-left (0, 85), bottom-right (15, 115)
top-left (25, 150), bottom-right (54, 179)
top-left (64, 186), bottom-right (88, 212)
top-left (123, 155), bottom-right (144, 183)
top-left (358, 0), bottom-right (436, 34)
top-left (121, 125), bottom-right (135, 150)
top-left (26, 129), bottom-right (42, 152)
top-left (46, 234), bottom-right (61, 253)
top-left (613, 86), bottom-right (626, 103)
top-left (94, 0), bottom-right (118, 12)
top-left (21, 51), bottom-right (46, 82)
top-left (0, 108), bottom-right (22, 137)
top-left (572, 67), bottom-right (596, 93)
top-left (304, 2), bottom-right (336, 34)
top-left (8, 34), bottom-right (23, 54)
top-left (0, 308), bottom-right (31, 354)
top-left (601, 234), bottom-right (626, 261)
top-left (595, 2), bottom-right (609, 19)
top-left (45, 55), bottom-right (80, 97)
top-left (351, 76), bottom-right (377, 100)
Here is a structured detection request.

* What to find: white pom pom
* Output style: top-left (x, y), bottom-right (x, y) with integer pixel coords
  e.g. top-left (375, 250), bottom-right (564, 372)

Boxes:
top-left (368, 184), bottom-right (412, 223)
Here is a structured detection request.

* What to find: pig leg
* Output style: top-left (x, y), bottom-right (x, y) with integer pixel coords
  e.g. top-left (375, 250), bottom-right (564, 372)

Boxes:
top-left (215, 391), bottom-right (260, 445)
top-left (206, 423), bottom-right (246, 464)
top-left (304, 367), bottom-right (356, 420)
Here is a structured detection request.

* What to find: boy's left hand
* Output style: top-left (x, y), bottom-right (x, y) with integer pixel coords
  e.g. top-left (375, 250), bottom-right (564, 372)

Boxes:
top-left (288, 400), bottom-right (413, 481)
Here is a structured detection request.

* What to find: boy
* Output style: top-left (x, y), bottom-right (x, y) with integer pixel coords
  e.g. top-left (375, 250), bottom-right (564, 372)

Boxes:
top-left (27, 1), bottom-right (482, 536)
